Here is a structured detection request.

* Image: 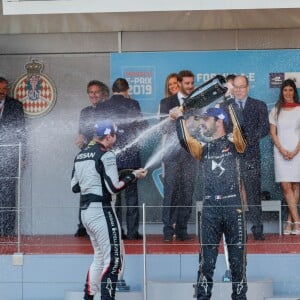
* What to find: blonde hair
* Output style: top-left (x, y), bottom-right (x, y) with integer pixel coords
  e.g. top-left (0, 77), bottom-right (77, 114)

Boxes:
top-left (164, 73), bottom-right (179, 97)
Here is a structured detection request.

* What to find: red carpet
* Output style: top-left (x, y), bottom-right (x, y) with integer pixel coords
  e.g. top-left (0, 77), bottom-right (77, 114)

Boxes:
top-left (1, 234), bottom-right (300, 255)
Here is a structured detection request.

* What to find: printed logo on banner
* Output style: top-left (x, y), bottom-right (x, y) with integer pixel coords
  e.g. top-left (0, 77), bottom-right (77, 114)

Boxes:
top-left (269, 73), bottom-right (284, 88)
top-left (123, 66), bottom-right (155, 99)
top-left (269, 72), bottom-right (300, 88)
top-left (12, 59), bottom-right (57, 118)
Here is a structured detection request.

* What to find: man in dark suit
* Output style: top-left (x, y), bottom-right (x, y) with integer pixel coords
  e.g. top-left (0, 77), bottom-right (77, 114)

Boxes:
top-left (74, 80), bottom-right (110, 237)
top-left (223, 75), bottom-right (269, 240)
top-left (0, 77), bottom-right (26, 236)
top-left (75, 80), bottom-right (110, 150)
top-left (159, 70), bottom-right (196, 242)
top-left (99, 78), bottom-right (147, 240)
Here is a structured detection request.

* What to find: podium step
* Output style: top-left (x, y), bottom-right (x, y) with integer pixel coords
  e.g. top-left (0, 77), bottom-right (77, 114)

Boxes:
top-left (147, 279), bottom-right (273, 300)
top-left (64, 290), bottom-right (143, 300)
top-left (265, 298), bottom-right (300, 300)
top-left (63, 281), bottom-right (300, 300)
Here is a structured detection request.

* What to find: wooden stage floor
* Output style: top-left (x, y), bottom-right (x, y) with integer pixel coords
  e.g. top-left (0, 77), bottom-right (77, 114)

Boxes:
top-left (1, 234), bottom-right (300, 255)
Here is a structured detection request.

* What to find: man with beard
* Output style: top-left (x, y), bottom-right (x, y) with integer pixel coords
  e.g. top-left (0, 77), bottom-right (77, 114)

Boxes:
top-left (170, 106), bottom-right (248, 300)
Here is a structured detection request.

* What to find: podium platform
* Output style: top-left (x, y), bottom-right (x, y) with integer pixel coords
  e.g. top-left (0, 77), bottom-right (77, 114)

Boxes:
top-left (147, 280), bottom-right (273, 300)
top-left (1, 234), bottom-right (300, 300)
top-left (64, 290), bottom-right (143, 300)
top-left (65, 279), bottom-right (300, 300)
top-left (65, 280), bottom-right (274, 300)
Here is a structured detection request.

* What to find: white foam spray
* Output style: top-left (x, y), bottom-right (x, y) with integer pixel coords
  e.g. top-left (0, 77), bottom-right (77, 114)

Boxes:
top-left (144, 132), bottom-right (179, 170)
top-left (114, 116), bottom-right (169, 156)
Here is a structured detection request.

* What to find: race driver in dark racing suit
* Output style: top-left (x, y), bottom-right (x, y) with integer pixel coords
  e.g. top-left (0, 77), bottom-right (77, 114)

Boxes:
top-left (169, 106), bottom-right (248, 300)
top-left (71, 119), bottom-right (147, 300)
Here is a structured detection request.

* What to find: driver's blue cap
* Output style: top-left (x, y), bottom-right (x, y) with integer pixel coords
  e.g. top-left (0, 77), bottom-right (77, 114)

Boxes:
top-left (94, 119), bottom-right (117, 137)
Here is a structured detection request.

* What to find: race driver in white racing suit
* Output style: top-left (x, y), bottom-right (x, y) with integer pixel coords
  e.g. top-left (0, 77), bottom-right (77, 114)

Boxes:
top-left (169, 106), bottom-right (248, 300)
top-left (71, 119), bottom-right (147, 300)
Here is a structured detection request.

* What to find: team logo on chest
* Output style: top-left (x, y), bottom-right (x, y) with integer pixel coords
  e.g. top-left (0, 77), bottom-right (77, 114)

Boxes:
top-left (212, 158), bottom-right (225, 177)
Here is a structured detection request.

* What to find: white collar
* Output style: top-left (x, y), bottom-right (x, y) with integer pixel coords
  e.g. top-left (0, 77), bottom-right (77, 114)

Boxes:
top-left (177, 92), bottom-right (186, 105)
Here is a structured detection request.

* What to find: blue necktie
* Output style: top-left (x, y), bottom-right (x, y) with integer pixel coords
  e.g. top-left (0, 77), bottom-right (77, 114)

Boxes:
top-left (238, 101), bottom-right (243, 111)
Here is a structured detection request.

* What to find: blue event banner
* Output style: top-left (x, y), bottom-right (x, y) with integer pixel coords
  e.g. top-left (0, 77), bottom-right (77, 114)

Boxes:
top-left (110, 50), bottom-right (300, 199)
top-left (110, 49), bottom-right (300, 114)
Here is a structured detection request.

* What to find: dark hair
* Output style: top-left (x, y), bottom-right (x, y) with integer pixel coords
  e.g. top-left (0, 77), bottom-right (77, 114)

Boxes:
top-left (275, 78), bottom-right (299, 118)
top-left (112, 78), bottom-right (129, 93)
top-left (177, 70), bottom-right (194, 82)
top-left (164, 73), bottom-right (179, 97)
top-left (87, 80), bottom-right (110, 98)
top-left (0, 77), bottom-right (9, 85)
top-left (226, 74), bottom-right (236, 82)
